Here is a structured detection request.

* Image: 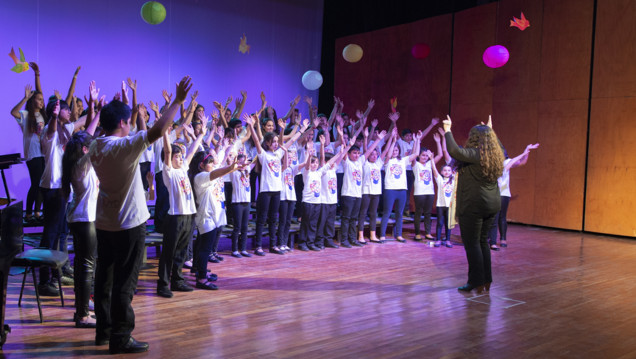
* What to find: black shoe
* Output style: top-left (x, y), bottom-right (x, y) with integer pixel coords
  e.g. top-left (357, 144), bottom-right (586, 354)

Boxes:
top-left (157, 286), bottom-right (173, 298)
top-left (351, 241), bottom-right (363, 247)
top-left (490, 245), bottom-right (500, 251)
top-left (213, 252), bottom-right (224, 261)
top-left (458, 284), bottom-right (485, 294)
top-left (240, 251), bottom-right (252, 257)
top-left (95, 336), bottom-right (109, 346)
top-left (195, 280), bottom-right (218, 290)
top-left (38, 282), bottom-right (59, 297)
top-left (308, 244), bottom-right (321, 251)
top-left (500, 240), bottom-right (507, 248)
top-left (231, 252), bottom-right (242, 258)
top-left (208, 255), bottom-right (220, 263)
top-left (340, 241), bottom-right (352, 248)
top-left (325, 242), bottom-right (339, 249)
top-left (298, 244), bottom-right (310, 251)
top-left (109, 336), bottom-right (149, 354)
top-left (206, 273), bottom-right (218, 282)
top-left (270, 247), bottom-right (285, 255)
top-left (317, 245), bottom-right (325, 250)
top-left (170, 282), bottom-right (194, 292)
top-left (254, 249), bottom-right (266, 256)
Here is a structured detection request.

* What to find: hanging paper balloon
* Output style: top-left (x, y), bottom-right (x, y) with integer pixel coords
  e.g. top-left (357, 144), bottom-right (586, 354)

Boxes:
top-left (411, 43), bottom-right (431, 59)
top-left (482, 45), bottom-right (510, 68)
top-left (302, 70), bottom-right (323, 90)
top-left (141, 1), bottom-right (166, 25)
top-left (342, 44), bottom-right (363, 63)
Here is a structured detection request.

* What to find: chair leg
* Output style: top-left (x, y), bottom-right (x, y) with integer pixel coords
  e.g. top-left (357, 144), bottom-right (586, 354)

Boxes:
top-left (56, 269), bottom-right (64, 307)
top-left (18, 267), bottom-right (28, 307)
top-left (32, 267), bottom-right (43, 324)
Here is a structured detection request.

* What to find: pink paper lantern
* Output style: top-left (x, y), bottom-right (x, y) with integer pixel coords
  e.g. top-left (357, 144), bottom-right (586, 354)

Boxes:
top-left (411, 43), bottom-right (431, 59)
top-left (482, 45), bottom-right (510, 68)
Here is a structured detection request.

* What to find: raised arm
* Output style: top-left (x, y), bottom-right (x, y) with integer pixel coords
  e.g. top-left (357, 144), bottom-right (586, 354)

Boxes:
top-left (318, 134), bottom-right (326, 167)
top-left (213, 100), bottom-right (229, 128)
top-left (437, 127), bottom-right (452, 164)
top-left (126, 78), bottom-right (138, 129)
top-left (432, 132), bottom-right (444, 163)
top-left (380, 128), bottom-right (398, 163)
top-left (29, 62), bottom-right (42, 93)
top-left (244, 113), bottom-right (262, 154)
top-left (65, 66), bottom-right (81, 106)
top-left (84, 81), bottom-right (101, 136)
top-left (232, 90), bottom-right (247, 119)
top-left (362, 98), bottom-right (375, 119)
top-left (505, 143), bottom-right (540, 171)
top-left (185, 116), bottom-right (208, 166)
top-left (282, 119), bottom-right (310, 150)
top-left (442, 115), bottom-right (480, 164)
top-left (11, 84), bottom-right (33, 119)
top-left (366, 129), bottom-right (387, 157)
top-left (279, 95), bottom-right (301, 122)
top-left (45, 100), bottom-right (60, 140)
top-left (420, 117), bottom-right (440, 139)
top-left (327, 96), bottom-right (342, 128)
top-left (147, 76), bottom-right (193, 144)
top-left (209, 158), bottom-right (245, 181)
top-left (162, 131), bottom-right (172, 168)
top-left (428, 150), bottom-right (440, 179)
top-left (407, 130), bottom-right (423, 163)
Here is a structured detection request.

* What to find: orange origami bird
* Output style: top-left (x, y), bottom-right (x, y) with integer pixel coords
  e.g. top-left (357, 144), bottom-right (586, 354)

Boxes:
top-left (510, 12), bottom-right (530, 31)
top-left (239, 34), bottom-right (250, 54)
top-left (390, 97), bottom-right (398, 113)
top-left (8, 47), bottom-right (29, 73)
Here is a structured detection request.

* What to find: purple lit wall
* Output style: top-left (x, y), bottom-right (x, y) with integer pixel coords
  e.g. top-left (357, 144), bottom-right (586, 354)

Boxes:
top-left (0, 0), bottom-right (323, 206)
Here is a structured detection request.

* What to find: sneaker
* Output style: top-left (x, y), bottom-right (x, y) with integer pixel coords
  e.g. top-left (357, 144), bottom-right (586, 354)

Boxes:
top-left (213, 252), bottom-right (224, 262)
top-left (208, 255), bottom-right (220, 263)
top-left (38, 282), bottom-right (59, 297)
top-left (156, 286), bottom-right (173, 298)
top-left (443, 241), bottom-right (453, 248)
top-left (240, 251), bottom-right (252, 257)
top-left (170, 281), bottom-right (194, 292)
top-left (231, 251), bottom-right (242, 258)
top-left (60, 275), bottom-right (74, 286)
top-left (183, 260), bottom-right (193, 269)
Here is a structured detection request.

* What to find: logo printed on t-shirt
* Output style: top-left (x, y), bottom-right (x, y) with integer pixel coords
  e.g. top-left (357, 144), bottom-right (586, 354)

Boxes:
top-left (371, 168), bottom-right (380, 184)
top-left (310, 180), bottom-right (321, 197)
top-left (178, 177), bottom-right (192, 200)
top-left (268, 160), bottom-right (280, 177)
top-left (390, 163), bottom-right (402, 179)
top-left (444, 183), bottom-right (453, 198)
top-left (420, 170), bottom-right (431, 185)
top-left (240, 173), bottom-right (250, 192)
top-left (284, 170), bottom-right (294, 190)
top-left (352, 170), bottom-right (362, 186)
top-left (328, 177), bottom-right (337, 194)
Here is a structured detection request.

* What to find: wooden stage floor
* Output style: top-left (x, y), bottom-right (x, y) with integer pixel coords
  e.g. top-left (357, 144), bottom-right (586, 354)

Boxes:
top-left (2, 223), bottom-right (636, 358)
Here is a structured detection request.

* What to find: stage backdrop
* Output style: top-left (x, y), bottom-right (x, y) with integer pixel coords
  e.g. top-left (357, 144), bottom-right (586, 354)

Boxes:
top-left (335, 0), bottom-right (635, 237)
top-left (0, 0), bottom-right (323, 205)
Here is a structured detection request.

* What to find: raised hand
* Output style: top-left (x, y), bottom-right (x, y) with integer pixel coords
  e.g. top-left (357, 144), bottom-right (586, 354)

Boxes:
top-left (89, 81), bottom-right (99, 102)
top-left (211, 110), bottom-right (219, 120)
top-left (388, 112), bottom-right (400, 122)
top-left (54, 90), bottom-right (62, 100)
top-left (433, 132), bottom-right (441, 143)
top-left (349, 136), bottom-right (356, 147)
top-left (121, 81), bottom-right (129, 103)
top-left (319, 134), bottom-right (325, 145)
top-left (235, 97), bottom-right (241, 109)
top-left (443, 115), bottom-right (452, 132)
top-left (191, 90), bottom-right (199, 102)
top-left (291, 95), bottom-right (300, 106)
top-left (74, 66), bottom-right (81, 77)
top-left (174, 76), bottom-right (193, 104)
top-left (377, 130), bottom-right (387, 140)
top-left (29, 62), bottom-right (40, 73)
top-left (243, 113), bottom-right (255, 126)
top-left (363, 127), bottom-right (369, 138)
top-left (52, 100), bottom-right (61, 118)
top-left (367, 99), bottom-right (375, 109)
top-left (260, 91), bottom-right (266, 104)
top-left (162, 89), bottom-right (172, 104)
top-left (312, 116), bottom-right (320, 129)
top-left (431, 117), bottom-right (440, 126)
top-left (437, 127), bottom-right (445, 136)
top-left (278, 118), bottom-right (286, 130)
top-left (526, 143), bottom-right (540, 152)
top-left (416, 130), bottom-right (423, 140)
top-left (113, 92), bottom-right (121, 101)
top-left (371, 118), bottom-right (379, 128)
top-left (138, 103), bottom-right (148, 119)
top-left (391, 126), bottom-right (398, 137)
top-left (149, 100), bottom-right (159, 113)
top-left (304, 96), bottom-right (313, 106)
top-left (301, 118), bottom-right (310, 130)
top-left (24, 84), bottom-right (33, 99)
top-left (200, 114), bottom-right (209, 135)
top-left (224, 96), bottom-right (233, 108)
top-left (426, 150), bottom-right (434, 159)
top-left (126, 78), bottom-right (137, 92)
top-left (183, 123), bottom-right (195, 137)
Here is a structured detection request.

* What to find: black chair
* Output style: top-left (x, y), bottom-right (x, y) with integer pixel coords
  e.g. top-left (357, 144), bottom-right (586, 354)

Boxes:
top-left (0, 201), bottom-right (23, 347)
top-left (10, 207), bottom-right (67, 323)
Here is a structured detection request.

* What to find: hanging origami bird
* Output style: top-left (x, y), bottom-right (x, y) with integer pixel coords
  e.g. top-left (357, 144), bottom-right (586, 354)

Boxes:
top-left (510, 12), bottom-right (530, 31)
top-left (390, 97), bottom-right (398, 113)
top-left (8, 47), bottom-right (29, 73)
top-left (239, 34), bottom-right (250, 54)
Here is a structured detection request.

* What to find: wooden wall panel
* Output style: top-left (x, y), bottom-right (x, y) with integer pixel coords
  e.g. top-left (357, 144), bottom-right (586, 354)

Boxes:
top-left (586, 0), bottom-right (636, 236)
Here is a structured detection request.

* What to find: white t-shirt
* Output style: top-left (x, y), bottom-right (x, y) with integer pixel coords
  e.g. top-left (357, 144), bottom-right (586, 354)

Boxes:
top-left (362, 158), bottom-right (383, 195)
top-left (498, 158), bottom-right (512, 197)
top-left (163, 166), bottom-right (196, 215)
top-left (281, 164), bottom-right (299, 201)
top-left (384, 157), bottom-right (409, 190)
top-left (435, 174), bottom-right (454, 207)
top-left (301, 166), bottom-right (328, 204)
top-left (194, 171), bottom-right (227, 235)
top-left (231, 168), bottom-right (252, 203)
top-left (40, 122), bottom-right (75, 189)
top-left (90, 130), bottom-right (150, 231)
top-left (17, 110), bottom-right (44, 160)
top-left (67, 154), bottom-right (99, 223)
top-left (287, 141), bottom-right (300, 167)
top-left (321, 166), bottom-right (338, 204)
top-left (397, 138), bottom-right (414, 170)
top-left (413, 161), bottom-right (435, 196)
top-left (153, 130), bottom-right (176, 173)
top-left (140, 143), bottom-right (154, 163)
top-left (341, 155), bottom-right (364, 198)
top-left (257, 148), bottom-right (284, 192)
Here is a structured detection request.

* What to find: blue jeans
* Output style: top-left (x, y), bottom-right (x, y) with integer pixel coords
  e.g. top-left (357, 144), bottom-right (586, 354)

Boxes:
top-left (379, 189), bottom-right (406, 238)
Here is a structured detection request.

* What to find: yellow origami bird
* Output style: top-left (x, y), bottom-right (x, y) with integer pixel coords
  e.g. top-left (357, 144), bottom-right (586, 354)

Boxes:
top-left (390, 97), bottom-right (398, 113)
top-left (239, 34), bottom-right (250, 54)
top-left (8, 47), bottom-right (29, 73)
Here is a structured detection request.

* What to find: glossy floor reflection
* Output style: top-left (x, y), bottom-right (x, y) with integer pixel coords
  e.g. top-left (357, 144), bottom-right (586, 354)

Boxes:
top-left (2, 223), bottom-right (636, 358)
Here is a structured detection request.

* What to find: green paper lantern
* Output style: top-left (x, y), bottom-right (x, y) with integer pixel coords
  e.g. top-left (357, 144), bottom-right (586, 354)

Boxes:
top-left (141, 1), bottom-right (166, 25)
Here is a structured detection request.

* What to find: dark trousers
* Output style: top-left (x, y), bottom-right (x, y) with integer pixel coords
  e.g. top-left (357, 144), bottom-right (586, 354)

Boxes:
top-left (139, 162), bottom-right (151, 191)
top-left (358, 194), bottom-right (380, 233)
top-left (278, 200), bottom-right (296, 248)
top-left (232, 203), bottom-right (250, 252)
top-left (299, 202), bottom-right (321, 246)
top-left (254, 191), bottom-right (280, 249)
top-left (340, 196), bottom-right (361, 244)
top-left (194, 227), bottom-right (221, 280)
top-left (316, 203), bottom-right (337, 246)
top-left (250, 169), bottom-right (259, 203)
top-left (435, 206), bottom-right (451, 242)
top-left (154, 171), bottom-right (170, 233)
top-left (157, 215), bottom-right (192, 288)
top-left (25, 157), bottom-right (44, 216)
top-left (69, 221), bottom-right (96, 318)
top-left (414, 194), bottom-right (435, 235)
top-left (39, 187), bottom-right (68, 284)
top-left (406, 170), bottom-right (414, 213)
top-left (293, 174), bottom-right (303, 218)
top-left (489, 196), bottom-right (511, 245)
top-left (380, 189), bottom-right (406, 238)
top-left (459, 212), bottom-right (497, 287)
top-left (95, 224), bottom-right (146, 345)
top-left (336, 172), bottom-right (344, 214)
top-left (224, 181), bottom-right (233, 225)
